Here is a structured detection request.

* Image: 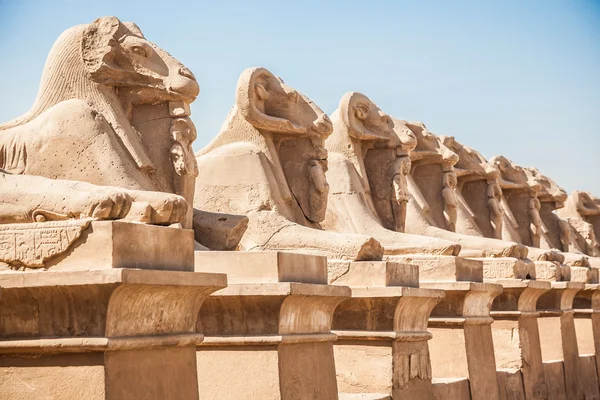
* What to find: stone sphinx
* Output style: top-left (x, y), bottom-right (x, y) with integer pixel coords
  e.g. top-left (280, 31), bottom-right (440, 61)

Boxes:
top-left (489, 156), bottom-right (593, 266)
top-left (525, 167), bottom-right (592, 262)
top-left (437, 137), bottom-right (567, 263)
top-left (398, 124), bottom-right (525, 258)
top-left (321, 91), bottom-right (461, 256)
top-left (558, 191), bottom-right (600, 257)
top-left (193, 68), bottom-right (382, 261)
top-left (0, 16), bottom-right (198, 226)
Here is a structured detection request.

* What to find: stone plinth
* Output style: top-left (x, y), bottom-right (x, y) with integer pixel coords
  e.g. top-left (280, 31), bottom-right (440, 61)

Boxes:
top-left (489, 279), bottom-right (551, 399)
top-left (194, 251), bottom-right (350, 400)
top-left (474, 257), bottom-right (532, 280)
top-left (0, 221), bottom-right (195, 272)
top-left (423, 281), bottom-right (503, 400)
top-left (194, 251), bottom-right (327, 284)
top-left (389, 255), bottom-right (483, 282)
top-left (330, 261), bottom-right (444, 400)
top-left (0, 268), bottom-right (226, 400)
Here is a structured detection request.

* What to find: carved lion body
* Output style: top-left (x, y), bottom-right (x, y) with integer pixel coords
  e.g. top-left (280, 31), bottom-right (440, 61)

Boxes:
top-left (322, 92), bottom-right (460, 256)
top-left (194, 68), bottom-right (383, 261)
top-left (0, 17), bottom-right (200, 226)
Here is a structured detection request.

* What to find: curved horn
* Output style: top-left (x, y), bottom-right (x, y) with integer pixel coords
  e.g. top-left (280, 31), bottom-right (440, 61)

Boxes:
top-left (339, 91), bottom-right (388, 141)
top-left (236, 67), bottom-right (302, 134)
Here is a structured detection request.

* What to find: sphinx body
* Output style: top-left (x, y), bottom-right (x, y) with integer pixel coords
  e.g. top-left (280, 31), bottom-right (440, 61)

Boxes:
top-left (558, 191), bottom-right (600, 258)
top-left (394, 124), bottom-right (526, 258)
top-left (0, 16), bottom-right (200, 226)
top-left (321, 92), bottom-right (460, 256)
top-left (193, 68), bottom-right (382, 261)
top-left (487, 156), bottom-right (593, 266)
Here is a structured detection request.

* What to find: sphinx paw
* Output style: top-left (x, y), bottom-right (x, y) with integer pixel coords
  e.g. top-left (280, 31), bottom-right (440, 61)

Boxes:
top-left (87, 190), bottom-right (132, 220)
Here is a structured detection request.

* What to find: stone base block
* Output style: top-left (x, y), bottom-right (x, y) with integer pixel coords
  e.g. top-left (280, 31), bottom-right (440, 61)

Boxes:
top-left (388, 255), bottom-right (483, 282)
top-left (543, 361), bottom-right (567, 400)
top-left (328, 260), bottom-right (419, 288)
top-left (432, 378), bottom-right (470, 400)
top-left (0, 221), bottom-right (195, 271)
top-left (194, 250), bottom-right (327, 284)
top-left (496, 369), bottom-right (525, 400)
top-left (472, 257), bottom-right (529, 280)
top-left (570, 266), bottom-right (592, 283)
top-left (534, 260), bottom-right (562, 281)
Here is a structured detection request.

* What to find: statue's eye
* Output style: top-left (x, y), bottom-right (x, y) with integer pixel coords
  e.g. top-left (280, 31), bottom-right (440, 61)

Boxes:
top-left (131, 46), bottom-right (147, 58)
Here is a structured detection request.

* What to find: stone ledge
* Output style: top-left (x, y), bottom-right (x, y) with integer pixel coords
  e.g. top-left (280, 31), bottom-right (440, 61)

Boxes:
top-left (0, 333), bottom-right (204, 354)
top-left (212, 282), bottom-right (351, 298)
top-left (347, 286), bottom-right (445, 299)
top-left (200, 333), bottom-right (337, 346)
top-left (0, 268), bottom-right (226, 288)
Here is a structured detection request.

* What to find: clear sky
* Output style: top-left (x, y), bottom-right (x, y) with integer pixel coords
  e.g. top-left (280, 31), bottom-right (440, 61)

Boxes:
top-left (1, 0), bottom-right (599, 194)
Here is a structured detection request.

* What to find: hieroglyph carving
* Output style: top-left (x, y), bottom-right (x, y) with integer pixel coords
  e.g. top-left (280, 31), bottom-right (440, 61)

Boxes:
top-left (0, 220), bottom-right (90, 269)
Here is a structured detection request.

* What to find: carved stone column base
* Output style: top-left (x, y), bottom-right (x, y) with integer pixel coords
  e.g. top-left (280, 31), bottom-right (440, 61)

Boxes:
top-left (489, 279), bottom-right (551, 399)
top-left (0, 269), bottom-right (226, 400)
top-left (332, 284), bottom-right (443, 399)
top-left (538, 282), bottom-right (586, 400)
top-left (423, 281), bottom-right (503, 400)
top-left (573, 283), bottom-right (600, 399)
top-left (195, 251), bottom-right (350, 400)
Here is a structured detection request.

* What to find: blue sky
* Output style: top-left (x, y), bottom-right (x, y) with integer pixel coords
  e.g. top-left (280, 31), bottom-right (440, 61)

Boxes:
top-left (1, 0), bottom-right (599, 194)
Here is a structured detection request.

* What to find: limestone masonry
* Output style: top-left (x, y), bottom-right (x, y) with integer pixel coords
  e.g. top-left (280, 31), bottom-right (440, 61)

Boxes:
top-left (0, 16), bottom-right (598, 400)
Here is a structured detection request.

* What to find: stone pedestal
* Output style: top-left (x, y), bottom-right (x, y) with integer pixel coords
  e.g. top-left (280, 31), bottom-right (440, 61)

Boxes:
top-left (194, 251), bottom-right (350, 400)
top-left (0, 268), bottom-right (226, 400)
top-left (538, 281), bottom-right (585, 400)
top-left (387, 255), bottom-right (483, 282)
top-left (329, 261), bottom-right (444, 400)
top-left (422, 281), bottom-right (503, 400)
top-left (0, 220), bottom-right (195, 271)
top-left (490, 279), bottom-right (551, 399)
top-left (473, 257), bottom-right (532, 280)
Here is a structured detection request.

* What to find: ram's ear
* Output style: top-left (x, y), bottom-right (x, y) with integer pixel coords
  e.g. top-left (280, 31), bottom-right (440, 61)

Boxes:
top-left (82, 16), bottom-right (122, 78)
top-left (339, 92), bottom-right (385, 141)
top-left (354, 103), bottom-right (369, 120)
